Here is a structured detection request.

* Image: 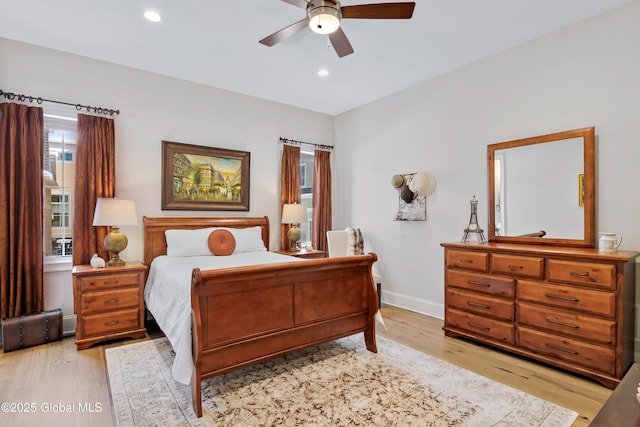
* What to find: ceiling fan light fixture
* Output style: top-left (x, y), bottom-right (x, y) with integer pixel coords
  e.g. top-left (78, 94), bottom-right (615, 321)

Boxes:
top-left (308, 1), bottom-right (341, 35)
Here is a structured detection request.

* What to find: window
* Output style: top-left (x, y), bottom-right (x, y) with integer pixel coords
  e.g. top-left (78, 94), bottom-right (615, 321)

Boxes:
top-left (299, 151), bottom-right (314, 245)
top-left (43, 110), bottom-right (78, 257)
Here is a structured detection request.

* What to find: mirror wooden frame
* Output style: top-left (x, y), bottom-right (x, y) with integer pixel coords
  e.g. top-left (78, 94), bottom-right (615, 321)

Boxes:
top-left (487, 127), bottom-right (595, 247)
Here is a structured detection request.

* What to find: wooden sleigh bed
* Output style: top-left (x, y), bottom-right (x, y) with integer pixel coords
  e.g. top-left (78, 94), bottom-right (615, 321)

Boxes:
top-left (143, 216), bottom-right (379, 417)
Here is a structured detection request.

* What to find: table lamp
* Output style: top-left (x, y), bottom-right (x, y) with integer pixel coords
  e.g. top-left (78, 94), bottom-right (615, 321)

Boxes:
top-left (281, 203), bottom-right (308, 251)
top-left (92, 198), bottom-right (138, 267)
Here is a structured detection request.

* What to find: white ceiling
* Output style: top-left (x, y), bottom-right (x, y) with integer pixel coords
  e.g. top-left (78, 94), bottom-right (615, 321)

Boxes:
top-left (0, 0), bottom-right (630, 115)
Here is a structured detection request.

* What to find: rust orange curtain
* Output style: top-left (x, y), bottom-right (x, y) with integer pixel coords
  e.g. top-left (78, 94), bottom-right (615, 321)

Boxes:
top-left (312, 149), bottom-right (332, 252)
top-left (0, 102), bottom-right (44, 319)
top-left (72, 114), bottom-right (115, 266)
top-left (280, 144), bottom-right (300, 250)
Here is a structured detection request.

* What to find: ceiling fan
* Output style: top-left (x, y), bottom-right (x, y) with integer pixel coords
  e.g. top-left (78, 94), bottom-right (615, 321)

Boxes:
top-left (259, 0), bottom-right (416, 58)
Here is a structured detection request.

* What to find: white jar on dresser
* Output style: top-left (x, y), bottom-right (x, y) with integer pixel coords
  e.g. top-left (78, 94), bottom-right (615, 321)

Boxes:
top-left (441, 241), bottom-right (638, 389)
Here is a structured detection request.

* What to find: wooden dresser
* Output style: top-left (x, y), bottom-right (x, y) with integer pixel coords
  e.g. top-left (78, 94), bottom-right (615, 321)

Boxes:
top-left (72, 262), bottom-right (148, 350)
top-left (441, 242), bottom-right (638, 388)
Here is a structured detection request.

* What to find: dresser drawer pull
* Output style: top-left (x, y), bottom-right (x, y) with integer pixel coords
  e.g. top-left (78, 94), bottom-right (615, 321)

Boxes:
top-left (467, 322), bottom-right (490, 331)
top-left (569, 271), bottom-right (589, 277)
top-left (467, 280), bottom-right (490, 287)
top-left (545, 318), bottom-right (580, 329)
top-left (544, 343), bottom-right (578, 355)
top-left (103, 299), bottom-right (120, 304)
top-left (459, 259), bottom-right (474, 263)
top-left (104, 320), bottom-right (120, 326)
top-left (104, 280), bottom-right (120, 285)
top-left (544, 293), bottom-right (579, 303)
top-left (507, 264), bottom-right (524, 269)
top-left (466, 301), bottom-right (491, 310)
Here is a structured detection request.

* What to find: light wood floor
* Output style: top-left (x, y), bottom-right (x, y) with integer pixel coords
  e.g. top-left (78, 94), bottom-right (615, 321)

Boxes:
top-left (0, 305), bottom-right (611, 426)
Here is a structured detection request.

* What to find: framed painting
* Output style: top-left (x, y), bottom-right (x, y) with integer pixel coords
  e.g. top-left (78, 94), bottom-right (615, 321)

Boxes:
top-left (162, 141), bottom-right (250, 211)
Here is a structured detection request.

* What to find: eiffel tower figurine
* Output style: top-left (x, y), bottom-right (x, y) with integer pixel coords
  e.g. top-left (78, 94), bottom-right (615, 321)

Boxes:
top-left (461, 195), bottom-right (487, 243)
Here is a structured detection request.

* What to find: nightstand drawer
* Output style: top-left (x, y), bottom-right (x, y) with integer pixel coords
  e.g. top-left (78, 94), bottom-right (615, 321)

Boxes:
top-left (79, 272), bottom-right (141, 291)
top-left (79, 288), bottom-right (140, 314)
top-left (79, 308), bottom-right (141, 337)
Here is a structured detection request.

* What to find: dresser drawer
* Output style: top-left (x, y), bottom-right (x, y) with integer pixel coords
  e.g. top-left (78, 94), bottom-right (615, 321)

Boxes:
top-left (446, 308), bottom-right (514, 344)
top-left (446, 250), bottom-right (489, 272)
top-left (79, 288), bottom-right (140, 314)
top-left (518, 280), bottom-right (615, 317)
top-left (447, 288), bottom-right (514, 321)
top-left (78, 308), bottom-right (141, 337)
top-left (547, 259), bottom-right (616, 290)
top-left (517, 326), bottom-right (615, 374)
top-left (78, 272), bottom-right (142, 292)
top-left (446, 270), bottom-right (514, 298)
top-left (491, 253), bottom-right (544, 279)
top-left (517, 301), bottom-right (615, 345)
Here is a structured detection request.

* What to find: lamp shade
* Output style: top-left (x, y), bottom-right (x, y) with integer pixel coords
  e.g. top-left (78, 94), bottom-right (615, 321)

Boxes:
top-left (92, 198), bottom-right (138, 226)
top-left (281, 203), bottom-right (308, 224)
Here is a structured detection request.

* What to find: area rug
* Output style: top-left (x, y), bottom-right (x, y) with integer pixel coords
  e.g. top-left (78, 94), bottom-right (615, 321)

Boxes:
top-left (106, 335), bottom-right (577, 426)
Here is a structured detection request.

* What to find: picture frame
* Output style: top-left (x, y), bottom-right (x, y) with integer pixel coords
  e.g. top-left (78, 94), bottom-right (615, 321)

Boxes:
top-left (162, 140), bottom-right (250, 211)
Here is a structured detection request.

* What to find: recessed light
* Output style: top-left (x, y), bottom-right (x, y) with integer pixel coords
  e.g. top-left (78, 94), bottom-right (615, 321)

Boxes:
top-left (317, 68), bottom-right (329, 77)
top-left (144, 10), bottom-right (161, 22)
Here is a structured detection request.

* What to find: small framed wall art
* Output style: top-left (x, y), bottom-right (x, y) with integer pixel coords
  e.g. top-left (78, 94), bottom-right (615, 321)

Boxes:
top-left (162, 140), bottom-right (250, 211)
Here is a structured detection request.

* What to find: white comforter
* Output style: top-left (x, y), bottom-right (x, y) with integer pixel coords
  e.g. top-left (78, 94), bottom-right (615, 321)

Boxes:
top-left (144, 252), bottom-right (303, 385)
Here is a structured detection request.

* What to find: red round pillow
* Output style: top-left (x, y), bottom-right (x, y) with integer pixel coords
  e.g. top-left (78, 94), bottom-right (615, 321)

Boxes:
top-left (207, 229), bottom-right (236, 256)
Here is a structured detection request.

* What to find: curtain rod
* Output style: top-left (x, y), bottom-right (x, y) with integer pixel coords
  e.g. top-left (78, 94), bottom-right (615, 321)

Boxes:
top-left (279, 137), bottom-right (333, 151)
top-left (0, 89), bottom-right (119, 116)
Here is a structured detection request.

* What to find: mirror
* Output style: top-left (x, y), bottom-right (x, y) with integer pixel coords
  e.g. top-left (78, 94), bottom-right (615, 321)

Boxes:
top-left (487, 127), bottom-right (595, 247)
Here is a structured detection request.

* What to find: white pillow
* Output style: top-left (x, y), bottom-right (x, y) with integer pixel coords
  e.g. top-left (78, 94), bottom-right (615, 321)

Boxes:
top-left (221, 226), bottom-right (267, 253)
top-left (165, 227), bottom-right (216, 257)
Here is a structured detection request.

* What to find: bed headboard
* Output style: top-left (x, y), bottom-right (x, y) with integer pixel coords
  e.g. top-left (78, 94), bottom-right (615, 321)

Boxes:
top-left (143, 216), bottom-right (270, 267)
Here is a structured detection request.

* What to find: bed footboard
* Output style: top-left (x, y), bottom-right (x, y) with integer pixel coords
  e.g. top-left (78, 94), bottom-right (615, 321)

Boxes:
top-left (189, 253), bottom-right (379, 417)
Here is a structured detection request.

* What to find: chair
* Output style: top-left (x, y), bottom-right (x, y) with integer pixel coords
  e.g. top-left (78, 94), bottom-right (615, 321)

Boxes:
top-left (326, 229), bottom-right (382, 307)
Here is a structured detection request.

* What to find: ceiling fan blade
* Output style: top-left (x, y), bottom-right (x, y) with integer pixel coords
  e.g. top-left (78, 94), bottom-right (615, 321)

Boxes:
top-left (259, 18), bottom-right (309, 47)
top-left (341, 2), bottom-right (415, 19)
top-left (329, 28), bottom-right (354, 58)
top-left (281, 0), bottom-right (309, 9)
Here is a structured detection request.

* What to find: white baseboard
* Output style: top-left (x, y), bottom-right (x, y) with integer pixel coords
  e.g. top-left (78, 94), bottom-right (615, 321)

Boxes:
top-left (381, 290), bottom-right (443, 320)
top-left (63, 314), bottom-right (76, 337)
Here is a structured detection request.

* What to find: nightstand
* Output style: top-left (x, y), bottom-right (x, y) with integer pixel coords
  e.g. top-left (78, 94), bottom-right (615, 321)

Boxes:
top-left (72, 262), bottom-right (147, 350)
top-left (275, 249), bottom-right (326, 259)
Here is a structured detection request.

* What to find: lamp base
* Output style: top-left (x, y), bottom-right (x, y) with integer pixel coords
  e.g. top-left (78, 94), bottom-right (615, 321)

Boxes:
top-left (107, 253), bottom-right (126, 267)
top-left (287, 225), bottom-right (302, 251)
top-left (104, 227), bottom-right (128, 267)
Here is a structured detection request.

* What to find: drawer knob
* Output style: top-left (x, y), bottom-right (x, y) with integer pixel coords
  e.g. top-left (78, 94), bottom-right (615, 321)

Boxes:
top-left (104, 279), bottom-right (120, 285)
top-left (466, 321), bottom-right (490, 331)
top-left (545, 318), bottom-right (580, 329)
top-left (507, 264), bottom-right (524, 270)
top-left (544, 343), bottom-right (578, 355)
top-left (104, 320), bottom-right (120, 326)
top-left (544, 293), bottom-right (579, 303)
top-left (466, 301), bottom-right (491, 310)
top-left (104, 299), bottom-right (120, 304)
top-left (459, 259), bottom-right (473, 263)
